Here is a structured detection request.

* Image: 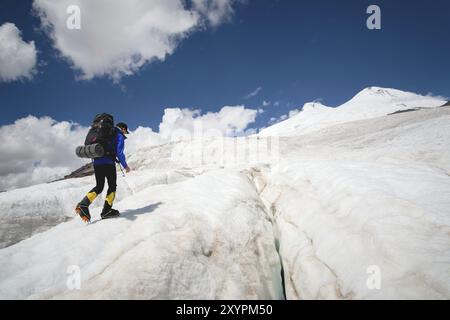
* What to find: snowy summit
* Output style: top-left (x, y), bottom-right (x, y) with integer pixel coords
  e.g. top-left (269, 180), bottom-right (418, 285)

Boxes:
top-left (260, 87), bottom-right (446, 137)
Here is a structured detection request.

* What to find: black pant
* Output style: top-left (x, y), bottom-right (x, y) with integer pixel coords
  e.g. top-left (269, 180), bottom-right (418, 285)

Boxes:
top-left (90, 164), bottom-right (117, 195)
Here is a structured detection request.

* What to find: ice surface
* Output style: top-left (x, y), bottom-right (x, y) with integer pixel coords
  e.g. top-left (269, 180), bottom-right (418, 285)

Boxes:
top-left (1, 87), bottom-right (449, 299)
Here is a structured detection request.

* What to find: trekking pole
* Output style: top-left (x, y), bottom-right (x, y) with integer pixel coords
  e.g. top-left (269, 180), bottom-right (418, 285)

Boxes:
top-left (118, 163), bottom-right (126, 177)
top-left (118, 163), bottom-right (134, 195)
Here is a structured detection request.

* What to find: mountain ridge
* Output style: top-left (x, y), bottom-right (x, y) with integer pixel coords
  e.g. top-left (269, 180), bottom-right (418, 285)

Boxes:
top-left (259, 87), bottom-right (447, 137)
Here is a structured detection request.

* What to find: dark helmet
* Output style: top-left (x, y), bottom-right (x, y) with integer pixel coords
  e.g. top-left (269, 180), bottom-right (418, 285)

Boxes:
top-left (116, 122), bottom-right (130, 134)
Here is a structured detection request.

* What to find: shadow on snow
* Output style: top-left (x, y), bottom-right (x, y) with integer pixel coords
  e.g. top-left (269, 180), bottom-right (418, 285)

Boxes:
top-left (90, 202), bottom-right (163, 225)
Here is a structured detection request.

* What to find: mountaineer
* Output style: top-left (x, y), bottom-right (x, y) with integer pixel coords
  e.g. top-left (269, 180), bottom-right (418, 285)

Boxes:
top-left (75, 114), bottom-right (131, 223)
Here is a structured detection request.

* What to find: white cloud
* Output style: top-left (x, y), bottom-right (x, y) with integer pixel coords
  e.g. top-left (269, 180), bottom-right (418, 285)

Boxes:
top-left (426, 92), bottom-right (448, 102)
top-left (125, 126), bottom-right (165, 154)
top-left (192, 0), bottom-right (237, 26)
top-left (0, 105), bottom-right (259, 190)
top-left (32, 0), bottom-right (238, 81)
top-left (159, 106), bottom-right (260, 139)
top-left (288, 109), bottom-right (301, 118)
top-left (268, 108), bottom-right (301, 125)
top-left (0, 23), bottom-right (37, 82)
top-left (244, 86), bottom-right (262, 99)
top-left (262, 100), bottom-right (271, 107)
top-left (0, 116), bottom-right (170, 191)
top-left (0, 116), bottom-right (88, 191)
top-left (0, 117), bottom-right (165, 191)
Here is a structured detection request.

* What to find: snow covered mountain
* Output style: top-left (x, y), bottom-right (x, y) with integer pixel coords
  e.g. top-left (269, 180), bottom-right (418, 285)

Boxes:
top-left (260, 87), bottom-right (446, 137)
top-left (1, 87), bottom-right (449, 299)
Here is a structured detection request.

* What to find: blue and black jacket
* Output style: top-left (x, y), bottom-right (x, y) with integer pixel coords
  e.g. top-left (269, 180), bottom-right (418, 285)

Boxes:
top-left (93, 127), bottom-right (128, 168)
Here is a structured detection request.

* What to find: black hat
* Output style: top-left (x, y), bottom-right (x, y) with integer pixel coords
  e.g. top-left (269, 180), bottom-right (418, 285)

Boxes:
top-left (116, 122), bottom-right (130, 134)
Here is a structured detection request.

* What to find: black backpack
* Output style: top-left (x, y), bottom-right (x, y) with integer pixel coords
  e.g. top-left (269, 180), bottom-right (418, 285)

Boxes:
top-left (84, 113), bottom-right (116, 159)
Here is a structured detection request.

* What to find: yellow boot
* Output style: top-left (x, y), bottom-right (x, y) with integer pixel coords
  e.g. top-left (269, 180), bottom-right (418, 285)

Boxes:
top-left (75, 191), bottom-right (98, 223)
top-left (101, 192), bottom-right (120, 219)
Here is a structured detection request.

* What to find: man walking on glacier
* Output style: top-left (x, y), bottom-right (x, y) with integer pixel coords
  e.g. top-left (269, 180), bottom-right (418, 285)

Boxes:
top-left (75, 116), bottom-right (131, 223)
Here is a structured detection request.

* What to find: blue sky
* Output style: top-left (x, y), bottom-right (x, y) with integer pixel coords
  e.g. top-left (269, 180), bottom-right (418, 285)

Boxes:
top-left (1, 0), bottom-right (449, 131)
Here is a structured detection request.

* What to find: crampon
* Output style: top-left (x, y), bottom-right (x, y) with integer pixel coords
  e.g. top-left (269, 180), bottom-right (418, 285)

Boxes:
top-left (75, 205), bottom-right (91, 223)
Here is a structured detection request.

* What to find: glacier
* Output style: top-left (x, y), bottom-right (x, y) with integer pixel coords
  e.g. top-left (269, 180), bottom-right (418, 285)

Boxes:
top-left (0, 87), bottom-right (449, 299)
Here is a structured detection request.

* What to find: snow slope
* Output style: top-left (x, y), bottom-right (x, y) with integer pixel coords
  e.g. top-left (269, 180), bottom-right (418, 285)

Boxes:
top-left (0, 168), bottom-right (196, 248)
top-left (0, 169), bottom-right (283, 299)
top-left (260, 87), bottom-right (446, 137)
top-left (0, 87), bottom-right (449, 299)
top-left (259, 105), bottom-right (450, 299)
